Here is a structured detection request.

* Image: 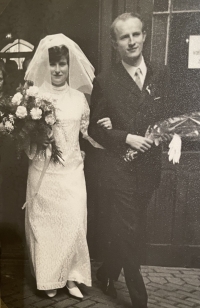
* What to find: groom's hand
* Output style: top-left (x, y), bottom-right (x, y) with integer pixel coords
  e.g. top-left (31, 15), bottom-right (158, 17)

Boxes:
top-left (126, 134), bottom-right (153, 153)
top-left (97, 117), bottom-right (112, 129)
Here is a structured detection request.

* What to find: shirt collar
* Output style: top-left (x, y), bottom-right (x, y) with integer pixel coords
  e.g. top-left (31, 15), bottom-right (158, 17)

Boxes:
top-left (122, 56), bottom-right (147, 76)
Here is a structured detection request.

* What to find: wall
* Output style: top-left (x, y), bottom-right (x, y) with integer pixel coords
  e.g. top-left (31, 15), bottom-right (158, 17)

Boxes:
top-left (0, 0), bottom-right (100, 71)
top-left (98, 0), bottom-right (153, 72)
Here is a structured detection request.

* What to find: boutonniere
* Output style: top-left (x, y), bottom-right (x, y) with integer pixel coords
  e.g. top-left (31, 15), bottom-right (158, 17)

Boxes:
top-left (146, 83), bottom-right (155, 96)
top-left (146, 83), bottom-right (161, 101)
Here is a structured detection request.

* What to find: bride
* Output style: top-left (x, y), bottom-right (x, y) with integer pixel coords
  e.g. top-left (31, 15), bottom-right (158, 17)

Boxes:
top-left (24, 34), bottom-right (110, 298)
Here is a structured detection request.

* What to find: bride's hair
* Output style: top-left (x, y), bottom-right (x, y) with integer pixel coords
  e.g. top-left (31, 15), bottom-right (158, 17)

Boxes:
top-left (48, 45), bottom-right (69, 64)
top-left (25, 34), bottom-right (94, 94)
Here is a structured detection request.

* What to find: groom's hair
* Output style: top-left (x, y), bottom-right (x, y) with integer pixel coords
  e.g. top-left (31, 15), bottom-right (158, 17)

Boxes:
top-left (48, 45), bottom-right (69, 64)
top-left (110, 13), bottom-right (145, 41)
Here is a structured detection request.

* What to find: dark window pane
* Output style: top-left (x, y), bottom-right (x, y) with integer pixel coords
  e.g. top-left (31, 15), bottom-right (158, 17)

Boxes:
top-left (168, 13), bottom-right (200, 117)
top-left (173, 0), bottom-right (200, 11)
top-left (154, 0), bottom-right (169, 12)
top-left (151, 15), bottom-right (168, 64)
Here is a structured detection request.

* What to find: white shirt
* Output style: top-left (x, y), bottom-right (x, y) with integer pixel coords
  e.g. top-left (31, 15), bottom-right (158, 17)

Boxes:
top-left (122, 56), bottom-right (147, 87)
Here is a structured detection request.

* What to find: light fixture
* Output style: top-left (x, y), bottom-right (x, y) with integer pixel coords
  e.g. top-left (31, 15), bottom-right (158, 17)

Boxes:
top-left (6, 33), bottom-right (12, 40)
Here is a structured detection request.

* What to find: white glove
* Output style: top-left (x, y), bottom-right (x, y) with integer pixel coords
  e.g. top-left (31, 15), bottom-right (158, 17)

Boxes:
top-left (168, 134), bottom-right (182, 164)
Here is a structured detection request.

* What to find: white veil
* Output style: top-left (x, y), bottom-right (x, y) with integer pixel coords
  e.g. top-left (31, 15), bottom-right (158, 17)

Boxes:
top-left (25, 34), bottom-right (95, 96)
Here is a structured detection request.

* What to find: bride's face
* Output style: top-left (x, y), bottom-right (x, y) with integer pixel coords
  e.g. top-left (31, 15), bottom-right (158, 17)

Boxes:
top-left (50, 56), bottom-right (69, 87)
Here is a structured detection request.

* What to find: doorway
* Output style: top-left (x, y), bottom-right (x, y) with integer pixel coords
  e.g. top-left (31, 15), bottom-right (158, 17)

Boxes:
top-left (147, 5), bottom-right (200, 267)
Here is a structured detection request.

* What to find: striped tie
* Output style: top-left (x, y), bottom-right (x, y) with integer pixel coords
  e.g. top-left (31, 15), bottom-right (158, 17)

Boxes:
top-left (134, 68), bottom-right (142, 90)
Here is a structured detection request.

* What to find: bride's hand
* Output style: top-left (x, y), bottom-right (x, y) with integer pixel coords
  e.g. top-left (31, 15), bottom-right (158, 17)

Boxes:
top-left (97, 117), bottom-right (112, 129)
top-left (42, 134), bottom-right (55, 147)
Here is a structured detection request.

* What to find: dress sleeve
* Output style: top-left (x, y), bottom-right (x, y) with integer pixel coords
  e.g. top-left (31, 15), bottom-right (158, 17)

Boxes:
top-left (80, 97), bottom-right (104, 149)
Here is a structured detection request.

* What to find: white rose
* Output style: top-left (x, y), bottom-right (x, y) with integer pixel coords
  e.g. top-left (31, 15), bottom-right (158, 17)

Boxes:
top-left (5, 120), bottom-right (14, 131)
top-left (26, 86), bottom-right (39, 97)
top-left (30, 107), bottom-right (42, 120)
top-left (16, 106), bottom-right (28, 119)
top-left (45, 114), bottom-right (56, 125)
top-left (40, 93), bottom-right (52, 102)
top-left (11, 92), bottom-right (23, 105)
top-left (35, 97), bottom-right (42, 107)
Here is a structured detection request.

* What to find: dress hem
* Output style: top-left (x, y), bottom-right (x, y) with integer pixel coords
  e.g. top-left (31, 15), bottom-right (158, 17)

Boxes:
top-left (37, 279), bottom-right (92, 290)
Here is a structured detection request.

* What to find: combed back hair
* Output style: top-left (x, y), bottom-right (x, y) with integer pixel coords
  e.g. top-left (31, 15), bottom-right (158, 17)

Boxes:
top-left (110, 13), bottom-right (145, 41)
top-left (48, 45), bottom-right (69, 64)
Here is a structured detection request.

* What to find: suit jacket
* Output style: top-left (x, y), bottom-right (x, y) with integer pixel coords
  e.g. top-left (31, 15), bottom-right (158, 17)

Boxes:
top-left (88, 61), bottom-right (171, 193)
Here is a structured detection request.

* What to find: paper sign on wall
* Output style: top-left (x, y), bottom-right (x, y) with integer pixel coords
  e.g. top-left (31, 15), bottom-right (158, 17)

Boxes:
top-left (188, 35), bottom-right (200, 69)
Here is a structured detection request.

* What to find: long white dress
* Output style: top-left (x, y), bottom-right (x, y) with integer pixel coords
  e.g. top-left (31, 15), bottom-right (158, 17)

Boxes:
top-left (25, 84), bottom-right (91, 290)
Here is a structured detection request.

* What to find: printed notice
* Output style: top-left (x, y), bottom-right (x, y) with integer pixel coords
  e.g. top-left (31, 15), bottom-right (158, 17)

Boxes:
top-left (188, 35), bottom-right (200, 69)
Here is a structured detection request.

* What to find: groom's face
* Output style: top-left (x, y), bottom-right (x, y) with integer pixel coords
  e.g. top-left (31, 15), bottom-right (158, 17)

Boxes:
top-left (112, 17), bottom-right (146, 66)
top-left (50, 56), bottom-right (69, 87)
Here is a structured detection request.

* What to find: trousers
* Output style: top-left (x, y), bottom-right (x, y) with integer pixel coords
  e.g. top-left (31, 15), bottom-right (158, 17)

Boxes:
top-left (100, 186), bottom-right (152, 308)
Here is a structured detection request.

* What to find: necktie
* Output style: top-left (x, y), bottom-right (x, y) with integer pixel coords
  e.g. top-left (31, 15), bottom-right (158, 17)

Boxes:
top-left (134, 68), bottom-right (143, 90)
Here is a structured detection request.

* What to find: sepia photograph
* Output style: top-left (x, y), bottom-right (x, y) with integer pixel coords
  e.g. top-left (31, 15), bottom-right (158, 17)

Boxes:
top-left (0, 1), bottom-right (200, 307)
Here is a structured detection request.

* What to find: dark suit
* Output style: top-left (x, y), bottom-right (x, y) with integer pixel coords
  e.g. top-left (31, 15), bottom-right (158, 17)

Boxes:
top-left (89, 61), bottom-right (170, 308)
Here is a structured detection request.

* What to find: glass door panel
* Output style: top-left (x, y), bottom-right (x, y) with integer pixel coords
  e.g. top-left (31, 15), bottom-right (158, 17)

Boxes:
top-left (168, 12), bottom-right (200, 149)
top-left (151, 15), bottom-right (168, 64)
top-left (173, 0), bottom-right (200, 11)
top-left (153, 0), bottom-right (169, 12)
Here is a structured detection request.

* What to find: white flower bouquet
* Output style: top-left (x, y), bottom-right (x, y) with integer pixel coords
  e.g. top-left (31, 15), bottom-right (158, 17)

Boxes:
top-left (124, 112), bottom-right (200, 164)
top-left (0, 81), bottom-right (63, 164)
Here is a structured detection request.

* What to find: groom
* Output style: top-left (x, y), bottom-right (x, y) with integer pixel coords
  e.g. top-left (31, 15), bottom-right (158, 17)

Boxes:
top-left (89, 13), bottom-right (171, 308)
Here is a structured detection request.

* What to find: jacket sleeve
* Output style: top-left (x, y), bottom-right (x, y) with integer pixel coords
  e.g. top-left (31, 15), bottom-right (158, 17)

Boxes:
top-left (88, 77), bottom-right (128, 152)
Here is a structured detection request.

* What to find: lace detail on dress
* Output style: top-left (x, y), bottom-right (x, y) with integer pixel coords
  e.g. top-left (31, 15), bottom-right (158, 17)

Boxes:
top-left (81, 98), bottom-right (104, 149)
top-left (25, 86), bottom-right (91, 290)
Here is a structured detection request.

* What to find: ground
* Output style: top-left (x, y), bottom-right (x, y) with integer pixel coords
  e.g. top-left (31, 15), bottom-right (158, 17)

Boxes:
top-left (1, 258), bottom-right (200, 308)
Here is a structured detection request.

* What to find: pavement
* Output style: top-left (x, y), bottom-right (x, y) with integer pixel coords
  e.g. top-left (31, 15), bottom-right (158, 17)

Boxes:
top-left (1, 257), bottom-right (200, 308)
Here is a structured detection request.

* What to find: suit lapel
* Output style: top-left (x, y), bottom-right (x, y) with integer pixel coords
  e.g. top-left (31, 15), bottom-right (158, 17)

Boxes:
top-left (139, 62), bottom-right (154, 106)
top-left (113, 62), bottom-right (158, 106)
top-left (143, 62), bottom-right (153, 91)
top-left (113, 63), bottom-right (142, 98)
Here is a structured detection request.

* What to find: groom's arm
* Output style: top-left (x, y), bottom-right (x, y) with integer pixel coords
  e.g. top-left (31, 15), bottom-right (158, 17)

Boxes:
top-left (89, 77), bottom-right (128, 152)
top-left (89, 77), bottom-right (152, 153)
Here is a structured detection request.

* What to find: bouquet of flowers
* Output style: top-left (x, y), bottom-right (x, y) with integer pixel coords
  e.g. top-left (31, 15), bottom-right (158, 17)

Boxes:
top-left (0, 81), bottom-right (63, 164)
top-left (124, 112), bottom-right (200, 164)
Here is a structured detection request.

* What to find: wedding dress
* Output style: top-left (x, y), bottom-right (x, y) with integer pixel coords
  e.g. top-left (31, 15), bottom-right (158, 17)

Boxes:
top-left (25, 84), bottom-right (91, 290)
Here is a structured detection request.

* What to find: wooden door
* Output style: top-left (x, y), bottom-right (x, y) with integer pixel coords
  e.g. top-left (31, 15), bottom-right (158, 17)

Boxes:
top-left (146, 11), bottom-right (200, 268)
top-left (147, 152), bottom-right (200, 268)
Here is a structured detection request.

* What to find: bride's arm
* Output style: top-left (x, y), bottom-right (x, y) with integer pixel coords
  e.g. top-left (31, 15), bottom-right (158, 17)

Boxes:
top-left (80, 97), bottom-right (104, 150)
top-left (24, 132), bottom-right (54, 160)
